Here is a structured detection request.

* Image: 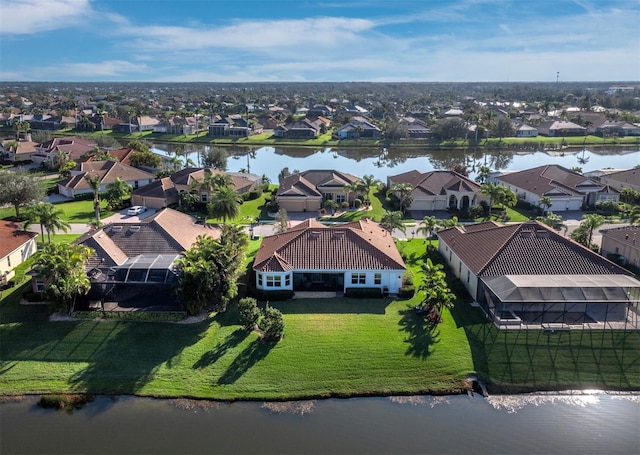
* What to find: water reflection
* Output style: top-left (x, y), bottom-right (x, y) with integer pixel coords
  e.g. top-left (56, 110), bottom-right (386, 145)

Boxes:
top-left (151, 143), bottom-right (640, 183)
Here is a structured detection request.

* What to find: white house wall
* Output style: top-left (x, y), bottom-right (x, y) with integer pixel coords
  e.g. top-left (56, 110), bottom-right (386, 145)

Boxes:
top-left (0, 237), bottom-right (37, 284)
top-left (438, 239), bottom-right (479, 300)
top-left (255, 269), bottom-right (403, 293)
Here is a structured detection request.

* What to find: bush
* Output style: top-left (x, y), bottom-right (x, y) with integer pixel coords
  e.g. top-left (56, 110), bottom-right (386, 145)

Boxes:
top-left (341, 201), bottom-right (350, 209)
top-left (353, 198), bottom-right (362, 208)
top-left (344, 287), bottom-right (383, 298)
top-left (402, 271), bottom-right (413, 286)
top-left (468, 205), bottom-right (484, 219)
top-left (260, 304), bottom-right (285, 342)
top-left (238, 297), bottom-right (261, 330)
top-left (250, 289), bottom-right (294, 301)
top-left (249, 187), bottom-right (263, 200)
top-left (595, 200), bottom-right (619, 215)
top-left (38, 394), bottom-right (95, 411)
top-left (398, 285), bottom-right (415, 299)
top-left (71, 311), bottom-right (187, 322)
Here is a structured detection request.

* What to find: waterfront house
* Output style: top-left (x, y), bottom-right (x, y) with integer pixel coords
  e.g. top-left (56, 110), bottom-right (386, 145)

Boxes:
top-left (585, 168), bottom-right (640, 193)
top-left (493, 165), bottom-right (619, 211)
top-left (438, 221), bottom-right (640, 329)
top-left (387, 170), bottom-right (484, 213)
top-left (253, 219), bottom-right (405, 294)
top-left (273, 119), bottom-right (320, 139)
top-left (0, 220), bottom-right (38, 287)
top-left (536, 120), bottom-right (586, 137)
top-left (335, 116), bottom-right (382, 139)
top-left (276, 170), bottom-right (361, 212)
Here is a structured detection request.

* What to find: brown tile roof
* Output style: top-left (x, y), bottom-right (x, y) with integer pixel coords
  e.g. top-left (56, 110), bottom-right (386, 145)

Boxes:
top-left (602, 226), bottom-right (640, 250)
top-left (254, 219), bottom-right (405, 272)
top-left (37, 136), bottom-right (96, 161)
top-left (277, 170), bottom-right (361, 198)
top-left (131, 176), bottom-right (177, 200)
top-left (438, 221), bottom-right (631, 277)
top-left (603, 169), bottom-right (640, 187)
top-left (497, 165), bottom-right (604, 197)
top-left (388, 170), bottom-right (481, 196)
top-left (75, 208), bottom-right (220, 269)
top-left (0, 220), bottom-right (37, 259)
top-left (58, 161), bottom-right (155, 190)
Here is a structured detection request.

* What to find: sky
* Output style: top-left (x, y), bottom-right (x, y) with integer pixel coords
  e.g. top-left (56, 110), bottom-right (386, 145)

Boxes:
top-left (0, 0), bottom-right (638, 82)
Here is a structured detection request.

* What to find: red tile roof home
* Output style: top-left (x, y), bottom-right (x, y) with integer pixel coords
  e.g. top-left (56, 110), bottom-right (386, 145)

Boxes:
top-left (35, 136), bottom-right (96, 161)
top-left (388, 170), bottom-right (481, 196)
top-left (438, 221), bottom-right (630, 277)
top-left (57, 160), bottom-right (155, 194)
top-left (0, 220), bottom-right (38, 262)
top-left (253, 219), bottom-right (405, 273)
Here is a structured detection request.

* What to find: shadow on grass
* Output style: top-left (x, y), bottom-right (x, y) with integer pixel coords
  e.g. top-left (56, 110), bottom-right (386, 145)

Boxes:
top-left (217, 338), bottom-right (275, 385)
top-left (193, 328), bottom-right (248, 369)
top-left (268, 298), bottom-right (392, 315)
top-left (461, 316), bottom-right (640, 392)
top-left (398, 308), bottom-right (440, 359)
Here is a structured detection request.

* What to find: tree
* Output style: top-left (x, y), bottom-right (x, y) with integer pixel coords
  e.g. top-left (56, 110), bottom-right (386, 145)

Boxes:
top-left (494, 117), bottom-right (515, 139)
top-left (418, 258), bottom-right (455, 323)
top-left (24, 202), bottom-right (70, 244)
top-left (386, 182), bottom-right (414, 215)
top-left (32, 243), bottom-right (92, 314)
top-left (536, 212), bottom-right (567, 233)
top-left (105, 178), bottom-right (132, 210)
top-left (127, 139), bottom-right (151, 154)
top-left (0, 169), bottom-right (46, 219)
top-left (494, 185), bottom-right (517, 214)
top-left (537, 196), bottom-right (552, 214)
top-left (208, 186), bottom-right (241, 222)
top-left (129, 151), bottom-right (162, 168)
top-left (323, 199), bottom-right (338, 215)
top-left (580, 213), bottom-right (605, 246)
top-left (359, 174), bottom-right (381, 205)
top-left (629, 206), bottom-right (640, 225)
top-left (416, 215), bottom-right (437, 238)
top-left (432, 118), bottom-right (467, 141)
top-left (201, 147), bottom-right (228, 170)
top-left (83, 173), bottom-right (102, 225)
top-left (238, 297), bottom-right (261, 330)
top-left (380, 210), bottom-right (405, 235)
top-left (260, 304), bottom-right (285, 342)
top-left (475, 165), bottom-right (491, 184)
top-left (275, 207), bottom-right (289, 233)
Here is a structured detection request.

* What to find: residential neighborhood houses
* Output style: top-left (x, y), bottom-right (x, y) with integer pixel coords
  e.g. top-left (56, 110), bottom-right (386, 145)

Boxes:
top-left (0, 81), bottom-right (639, 335)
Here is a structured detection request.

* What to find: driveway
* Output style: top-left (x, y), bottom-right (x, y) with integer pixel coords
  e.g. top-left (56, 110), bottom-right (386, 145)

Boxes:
top-left (101, 208), bottom-right (157, 224)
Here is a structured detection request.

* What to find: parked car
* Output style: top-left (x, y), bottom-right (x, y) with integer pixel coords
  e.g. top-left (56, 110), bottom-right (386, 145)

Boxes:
top-left (127, 205), bottom-right (147, 216)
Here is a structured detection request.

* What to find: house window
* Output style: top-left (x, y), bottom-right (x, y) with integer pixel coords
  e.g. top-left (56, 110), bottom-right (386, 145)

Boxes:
top-left (201, 193), bottom-right (208, 202)
top-left (374, 273), bottom-right (382, 285)
top-left (335, 193), bottom-right (346, 203)
top-left (7, 256), bottom-right (10, 267)
top-left (134, 181), bottom-right (139, 189)
top-left (351, 273), bottom-right (366, 284)
top-left (266, 275), bottom-right (281, 287)
top-left (257, 274), bottom-right (262, 286)
top-left (285, 274), bottom-right (290, 287)
top-left (467, 270), bottom-right (470, 283)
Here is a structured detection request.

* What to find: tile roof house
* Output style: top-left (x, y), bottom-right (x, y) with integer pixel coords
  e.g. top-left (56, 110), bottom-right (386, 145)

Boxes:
top-left (438, 221), bottom-right (640, 329)
top-left (334, 116), bottom-right (382, 139)
top-left (493, 165), bottom-right (619, 211)
top-left (72, 208), bottom-right (221, 309)
top-left (0, 220), bottom-right (38, 286)
top-left (536, 120), bottom-right (586, 136)
top-left (399, 117), bottom-right (433, 138)
top-left (387, 170), bottom-right (485, 213)
top-left (57, 160), bottom-right (156, 198)
top-left (208, 115), bottom-right (263, 137)
top-left (588, 168), bottom-right (640, 193)
top-left (276, 170), bottom-right (361, 212)
top-left (273, 119), bottom-right (321, 138)
top-left (32, 136), bottom-right (97, 165)
top-left (600, 226), bottom-right (640, 270)
top-left (130, 168), bottom-right (261, 209)
top-left (253, 219), bottom-right (405, 294)
top-left (0, 139), bottom-right (38, 162)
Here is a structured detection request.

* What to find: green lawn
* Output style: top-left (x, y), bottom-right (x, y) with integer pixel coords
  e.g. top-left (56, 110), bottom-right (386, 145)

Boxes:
top-left (0, 238), bottom-right (638, 400)
top-left (52, 199), bottom-right (115, 223)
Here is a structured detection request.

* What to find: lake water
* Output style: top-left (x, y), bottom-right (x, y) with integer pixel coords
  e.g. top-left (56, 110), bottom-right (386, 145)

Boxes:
top-left (1, 393), bottom-right (638, 454)
top-left (151, 144), bottom-right (640, 183)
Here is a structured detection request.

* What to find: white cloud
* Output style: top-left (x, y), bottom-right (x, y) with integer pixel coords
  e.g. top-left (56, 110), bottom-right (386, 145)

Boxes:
top-left (41, 60), bottom-right (151, 78)
top-left (0, 0), bottom-right (93, 35)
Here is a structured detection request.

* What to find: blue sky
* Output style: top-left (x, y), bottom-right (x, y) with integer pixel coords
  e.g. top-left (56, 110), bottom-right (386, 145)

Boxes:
top-left (0, 0), bottom-right (638, 82)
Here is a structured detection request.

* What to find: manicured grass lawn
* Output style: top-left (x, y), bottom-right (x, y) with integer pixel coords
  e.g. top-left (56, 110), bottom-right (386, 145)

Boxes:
top-left (1, 239), bottom-right (638, 400)
top-left (207, 187), bottom-right (276, 224)
top-left (53, 199), bottom-right (114, 223)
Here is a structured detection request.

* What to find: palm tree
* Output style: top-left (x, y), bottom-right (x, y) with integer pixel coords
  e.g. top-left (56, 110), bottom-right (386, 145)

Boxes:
top-left (581, 213), bottom-right (605, 245)
top-left (416, 215), bottom-right (437, 238)
top-left (386, 182), bottom-right (414, 215)
top-left (342, 180), bottom-right (362, 207)
top-left (476, 165), bottom-right (491, 184)
top-left (538, 196), bottom-right (552, 214)
top-left (360, 174), bottom-right (381, 205)
top-left (629, 206), bottom-right (640, 225)
top-left (208, 186), bottom-right (241, 222)
top-left (105, 178), bottom-right (132, 209)
top-left (84, 173), bottom-right (101, 225)
top-left (380, 210), bottom-right (405, 235)
top-left (481, 182), bottom-right (502, 215)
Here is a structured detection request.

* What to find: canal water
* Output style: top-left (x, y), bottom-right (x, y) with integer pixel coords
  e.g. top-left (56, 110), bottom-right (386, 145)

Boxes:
top-left (151, 144), bottom-right (640, 183)
top-left (1, 393), bottom-right (638, 454)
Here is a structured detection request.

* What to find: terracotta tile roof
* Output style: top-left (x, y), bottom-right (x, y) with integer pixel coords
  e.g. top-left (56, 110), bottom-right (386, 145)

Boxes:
top-left (388, 170), bottom-right (481, 196)
top-left (75, 208), bottom-right (220, 269)
top-left (601, 226), bottom-right (640, 250)
top-left (254, 219), bottom-right (405, 272)
top-left (0, 220), bottom-right (37, 259)
top-left (438, 221), bottom-right (631, 277)
top-left (58, 160), bottom-right (155, 190)
top-left (496, 165), bottom-right (604, 197)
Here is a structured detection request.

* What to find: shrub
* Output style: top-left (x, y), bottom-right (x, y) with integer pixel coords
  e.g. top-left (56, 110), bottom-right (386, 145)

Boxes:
top-left (238, 297), bottom-right (261, 330)
top-left (402, 271), bottom-right (414, 286)
top-left (38, 394), bottom-right (95, 411)
top-left (468, 205), bottom-right (484, 219)
top-left (595, 200), bottom-right (619, 215)
top-left (353, 198), bottom-right (362, 208)
top-left (341, 201), bottom-right (350, 209)
top-left (249, 187), bottom-right (263, 200)
top-left (344, 287), bottom-right (383, 298)
top-left (398, 285), bottom-right (415, 299)
top-left (260, 304), bottom-right (285, 342)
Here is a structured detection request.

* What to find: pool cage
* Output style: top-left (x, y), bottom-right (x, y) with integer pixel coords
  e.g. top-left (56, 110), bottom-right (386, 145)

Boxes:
top-left (477, 274), bottom-right (640, 330)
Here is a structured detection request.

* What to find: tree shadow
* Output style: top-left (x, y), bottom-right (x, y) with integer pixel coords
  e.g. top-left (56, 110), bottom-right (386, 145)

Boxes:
top-left (397, 308), bottom-right (440, 359)
top-left (217, 338), bottom-right (275, 385)
top-left (193, 328), bottom-right (248, 369)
